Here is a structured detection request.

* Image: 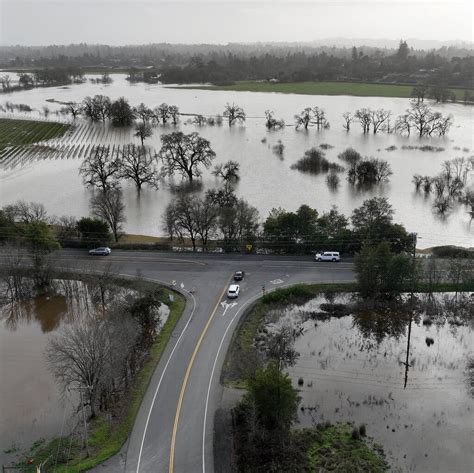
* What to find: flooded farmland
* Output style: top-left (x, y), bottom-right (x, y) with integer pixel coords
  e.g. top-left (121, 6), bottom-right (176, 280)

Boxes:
top-left (0, 74), bottom-right (473, 248)
top-left (263, 294), bottom-right (474, 472)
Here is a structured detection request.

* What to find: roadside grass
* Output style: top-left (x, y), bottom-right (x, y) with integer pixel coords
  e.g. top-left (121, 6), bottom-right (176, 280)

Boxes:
top-left (0, 118), bottom-right (70, 153)
top-left (305, 423), bottom-right (388, 472)
top-left (20, 284), bottom-right (185, 472)
top-left (172, 80), bottom-right (471, 101)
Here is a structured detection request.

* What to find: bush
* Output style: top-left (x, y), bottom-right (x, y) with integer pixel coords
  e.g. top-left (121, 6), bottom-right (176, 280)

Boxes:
top-left (292, 147), bottom-right (344, 174)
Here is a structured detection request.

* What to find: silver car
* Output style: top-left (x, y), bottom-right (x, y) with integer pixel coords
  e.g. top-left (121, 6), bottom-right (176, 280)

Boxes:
top-left (89, 247), bottom-right (112, 256)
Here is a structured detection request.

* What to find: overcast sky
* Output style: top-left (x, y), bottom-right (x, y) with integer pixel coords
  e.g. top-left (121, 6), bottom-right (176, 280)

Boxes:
top-left (0, 0), bottom-right (473, 46)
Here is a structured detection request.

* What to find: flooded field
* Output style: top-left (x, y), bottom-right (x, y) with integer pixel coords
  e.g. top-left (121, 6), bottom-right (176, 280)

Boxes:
top-left (0, 279), bottom-right (169, 465)
top-left (0, 74), bottom-right (473, 248)
top-left (264, 294), bottom-right (474, 472)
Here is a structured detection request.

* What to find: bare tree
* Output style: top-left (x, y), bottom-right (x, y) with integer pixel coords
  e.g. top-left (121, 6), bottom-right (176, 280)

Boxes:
top-left (79, 146), bottom-right (121, 191)
top-left (62, 102), bottom-right (82, 120)
top-left (342, 112), bottom-right (353, 132)
top-left (46, 318), bottom-right (110, 418)
top-left (212, 160), bottom-right (240, 181)
top-left (3, 200), bottom-right (48, 224)
top-left (312, 106), bottom-right (329, 130)
top-left (163, 194), bottom-right (199, 251)
top-left (119, 144), bottom-right (159, 191)
top-left (411, 85), bottom-right (428, 104)
top-left (355, 108), bottom-right (372, 133)
top-left (134, 121), bottom-right (153, 145)
top-left (154, 103), bottom-right (170, 125)
top-left (265, 110), bottom-right (285, 130)
top-left (216, 198), bottom-right (260, 250)
top-left (90, 189), bottom-right (126, 242)
top-left (82, 95), bottom-right (111, 122)
top-left (159, 131), bottom-right (216, 183)
top-left (295, 108), bottom-right (314, 130)
top-left (223, 103), bottom-right (246, 126)
top-left (134, 102), bottom-right (153, 123)
top-left (370, 109), bottom-right (391, 134)
top-left (394, 113), bottom-right (411, 135)
top-left (0, 247), bottom-right (30, 302)
top-left (194, 198), bottom-right (219, 249)
top-left (402, 101), bottom-right (452, 137)
top-left (168, 105), bottom-right (180, 125)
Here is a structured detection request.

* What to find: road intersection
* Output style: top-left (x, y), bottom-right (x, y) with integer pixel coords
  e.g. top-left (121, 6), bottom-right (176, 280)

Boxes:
top-left (34, 249), bottom-right (356, 472)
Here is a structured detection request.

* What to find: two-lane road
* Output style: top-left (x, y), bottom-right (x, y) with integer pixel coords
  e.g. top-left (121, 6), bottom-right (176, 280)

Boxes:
top-left (15, 249), bottom-right (355, 472)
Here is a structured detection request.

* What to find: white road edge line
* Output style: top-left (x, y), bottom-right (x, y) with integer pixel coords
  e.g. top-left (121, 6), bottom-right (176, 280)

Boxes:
top-left (132, 276), bottom-right (197, 473)
top-left (202, 283), bottom-right (294, 473)
top-left (201, 279), bottom-right (354, 473)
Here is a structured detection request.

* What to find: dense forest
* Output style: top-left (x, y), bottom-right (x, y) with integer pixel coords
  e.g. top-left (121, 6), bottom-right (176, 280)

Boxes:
top-left (0, 41), bottom-right (472, 88)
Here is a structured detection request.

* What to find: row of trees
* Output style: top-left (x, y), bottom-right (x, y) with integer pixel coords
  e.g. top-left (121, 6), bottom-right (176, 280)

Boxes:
top-left (2, 41), bottom-right (472, 87)
top-left (164, 193), bottom-right (414, 255)
top-left (413, 157), bottom-right (473, 216)
top-left (0, 67), bottom-right (84, 93)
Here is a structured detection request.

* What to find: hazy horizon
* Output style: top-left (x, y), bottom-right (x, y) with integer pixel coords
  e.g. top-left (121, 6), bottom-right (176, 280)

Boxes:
top-left (1, 0), bottom-right (472, 47)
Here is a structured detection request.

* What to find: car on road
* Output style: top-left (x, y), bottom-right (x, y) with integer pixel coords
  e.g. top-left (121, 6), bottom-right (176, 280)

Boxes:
top-left (89, 247), bottom-right (112, 256)
top-left (227, 284), bottom-right (240, 299)
top-left (233, 271), bottom-right (245, 281)
top-left (315, 251), bottom-right (340, 262)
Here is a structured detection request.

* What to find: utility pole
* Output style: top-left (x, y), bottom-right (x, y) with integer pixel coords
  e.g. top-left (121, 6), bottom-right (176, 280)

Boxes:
top-left (404, 232), bottom-right (417, 389)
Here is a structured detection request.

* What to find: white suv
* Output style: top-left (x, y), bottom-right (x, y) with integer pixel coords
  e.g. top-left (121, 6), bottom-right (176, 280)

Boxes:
top-left (315, 251), bottom-right (340, 262)
top-left (227, 284), bottom-right (240, 298)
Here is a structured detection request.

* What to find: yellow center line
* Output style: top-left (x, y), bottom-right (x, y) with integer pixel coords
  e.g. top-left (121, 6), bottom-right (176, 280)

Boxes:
top-left (168, 276), bottom-right (231, 473)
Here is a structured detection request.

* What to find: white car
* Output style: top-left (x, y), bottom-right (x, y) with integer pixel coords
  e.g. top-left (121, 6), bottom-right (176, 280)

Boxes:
top-left (315, 251), bottom-right (340, 262)
top-left (227, 284), bottom-right (240, 299)
top-left (89, 247), bottom-right (112, 256)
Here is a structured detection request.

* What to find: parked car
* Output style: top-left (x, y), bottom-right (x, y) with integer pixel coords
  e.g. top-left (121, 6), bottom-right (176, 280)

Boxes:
top-left (227, 284), bottom-right (240, 299)
top-left (233, 271), bottom-right (245, 281)
top-left (89, 247), bottom-right (111, 256)
top-left (315, 251), bottom-right (340, 262)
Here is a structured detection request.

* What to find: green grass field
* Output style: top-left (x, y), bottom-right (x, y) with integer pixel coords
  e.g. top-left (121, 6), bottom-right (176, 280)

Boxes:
top-left (175, 81), bottom-right (471, 101)
top-left (0, 118), bottom-right (70, 152)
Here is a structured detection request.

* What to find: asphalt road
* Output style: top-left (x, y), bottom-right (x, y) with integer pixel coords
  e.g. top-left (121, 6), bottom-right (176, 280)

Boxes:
top-left (37, 249), bottom-right (356, 473)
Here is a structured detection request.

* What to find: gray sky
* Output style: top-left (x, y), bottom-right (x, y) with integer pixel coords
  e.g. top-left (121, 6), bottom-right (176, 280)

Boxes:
top-left (0, 0), bottom-right (473, 46)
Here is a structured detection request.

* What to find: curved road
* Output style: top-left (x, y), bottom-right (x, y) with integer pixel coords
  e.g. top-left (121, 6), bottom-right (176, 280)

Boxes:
top-left (50, 250), bottom-right (356, 473)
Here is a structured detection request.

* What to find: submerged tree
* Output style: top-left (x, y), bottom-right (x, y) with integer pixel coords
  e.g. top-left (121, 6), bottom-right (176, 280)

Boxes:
top-left (119, 145), bottom-right (159, 190)
top-left (223, 103), bottom-right (246, 126)
top-left (159, 131), bottom-right (216, 183)
top-left (134, 121), bottom-right (153, 145)
top-left (212, 160), bottom-right (240, 181)
top-left (79, 146), bottom-right (121, 191)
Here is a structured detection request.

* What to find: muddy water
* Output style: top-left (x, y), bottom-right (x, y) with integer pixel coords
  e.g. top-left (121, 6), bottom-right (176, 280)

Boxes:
top-left (269, 295), bottom-right (473, 472)
top-left (0, 293), bottom-right (78, 464)
top-left (0, 74), bottom-right (473, 248)
top-left (0, 280), bottom-right (169, 464)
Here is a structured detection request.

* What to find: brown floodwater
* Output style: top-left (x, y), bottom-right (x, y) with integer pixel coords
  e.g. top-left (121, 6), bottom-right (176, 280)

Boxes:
top-left (0, 293), bottom-right (79, 465)
top-left (0, 279), bottom-right (169, 465)
top-left (265, 294), bottom-right (474, 472)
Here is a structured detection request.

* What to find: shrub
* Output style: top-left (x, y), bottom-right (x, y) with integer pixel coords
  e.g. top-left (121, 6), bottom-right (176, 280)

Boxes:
top-left (292, 148), bottom-right (344, 174)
